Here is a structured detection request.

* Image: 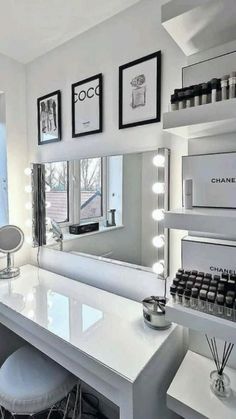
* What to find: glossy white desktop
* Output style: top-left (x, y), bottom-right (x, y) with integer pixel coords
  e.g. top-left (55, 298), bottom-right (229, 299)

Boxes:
top-left (0, 265), bottom-right (183, 419)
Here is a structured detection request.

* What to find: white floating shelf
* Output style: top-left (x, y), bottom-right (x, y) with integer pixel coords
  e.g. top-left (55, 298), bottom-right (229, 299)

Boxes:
top-left (166, 299), bottom-right (236, 344)
top-left (164, 207), bottom-right (236, 235)
top-left (162, 0), bottom-right (236, 56)
top-left (167, 351), bottom-right (236, 419)
top-left (163, 99), bottom-right (236, 139)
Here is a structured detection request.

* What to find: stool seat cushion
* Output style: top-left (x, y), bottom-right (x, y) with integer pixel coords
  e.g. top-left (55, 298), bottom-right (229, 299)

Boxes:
top-left (0, 345), bottom-right (77, 414)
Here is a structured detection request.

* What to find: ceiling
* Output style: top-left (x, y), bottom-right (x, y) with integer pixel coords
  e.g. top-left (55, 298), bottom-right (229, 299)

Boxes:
top-left (0, 0), bottom-right (140, 64)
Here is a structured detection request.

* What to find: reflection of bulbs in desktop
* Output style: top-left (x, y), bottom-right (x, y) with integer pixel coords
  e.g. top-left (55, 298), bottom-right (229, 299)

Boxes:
top-left (153, 154), bottom-right (165, 167)
top-left (152, 235), bottom-right (165, 248)
top-left (152, 260), bottom-right (164, 275)
top-left (152, 182), bottom-right (165, 194)
top-left (152, 209), bottom-right (164, 221)
top-left (45, 201), bottom-right (51, 209)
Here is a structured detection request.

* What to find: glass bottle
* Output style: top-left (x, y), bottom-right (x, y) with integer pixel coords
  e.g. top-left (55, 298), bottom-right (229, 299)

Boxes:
top-left (130, 74), bottom-right (146, 108)
top-left (229, 71), bottom-right (236, 99)
top-left (221, 75), bottom-right (229, 100)
top-left (201, 83), bottom-right (208, 105)
top-left (216, 294), bottom-right (225, 316)
top-left (210, 371), bottom-right (231, 398)
top-left (184, 289), bottom-right (191, 307)
top-left (178, 91), bottom-right (185, 109)
top-left (191, 288), bottom-right (199, 309)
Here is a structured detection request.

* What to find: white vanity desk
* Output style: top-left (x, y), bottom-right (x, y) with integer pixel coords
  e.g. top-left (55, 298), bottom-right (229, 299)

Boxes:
top-left (0, 265), bottom-right (183, 419)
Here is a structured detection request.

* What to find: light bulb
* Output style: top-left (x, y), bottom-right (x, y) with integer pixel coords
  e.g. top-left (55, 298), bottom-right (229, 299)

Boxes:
top-left (25, 202), bottom-right (32, 210)
top-left (152, 235), bottom-right (165, 248)
top-left (25, 219), bottom-right (32, 227)
top-left (45, 217), bottom-right (51, 225)
top-left (48, 301), bottom-right (53, 309)
top-left (24, 168), bottom-right (31, 176)
top-left (25, 236), bottom-right (33, 245)
top-left (45, 185), bottom-right (51, 192)
top-left (153, 154), bottom-right (165, 167)
top-left (152, 209), bottom-right (164, 221)
top-left (26, 293), bottom-right (34, 303)
top-left (24, 185), bottom-right (32, 193)
top-left (45, 201), bottom-right (51, 209)
top-left (28, 310), bottom-right (35, 319)
top-left (45, 168), bottom-right (51, 177)
top-left (152, 182), bottom-right (165, 194)
top-left (152, 260), bottom-right (164, 275)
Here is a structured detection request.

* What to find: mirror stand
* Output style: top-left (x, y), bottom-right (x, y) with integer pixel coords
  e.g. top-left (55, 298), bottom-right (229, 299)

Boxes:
top-left (0, 253), bottom-right (20, 280)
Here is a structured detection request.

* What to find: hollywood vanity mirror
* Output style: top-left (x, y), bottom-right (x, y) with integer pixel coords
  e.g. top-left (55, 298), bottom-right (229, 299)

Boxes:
top-left (32, 150), bottom-right (170, 276)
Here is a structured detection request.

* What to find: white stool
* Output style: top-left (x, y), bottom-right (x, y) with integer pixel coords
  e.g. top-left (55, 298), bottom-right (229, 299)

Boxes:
top-left (0, 345), bottom-right (78, 418)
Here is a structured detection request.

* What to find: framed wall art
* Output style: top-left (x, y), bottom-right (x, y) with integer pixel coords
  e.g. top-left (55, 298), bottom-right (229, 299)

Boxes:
top-left (119, 51), bottom-right (161, 129)
top-left (72, 73), bottom-right (103, 137)
top-left (37, 90), bottom-right (61, 145)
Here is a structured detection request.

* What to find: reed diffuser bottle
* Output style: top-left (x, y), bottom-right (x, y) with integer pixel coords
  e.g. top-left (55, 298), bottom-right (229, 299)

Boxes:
top-left (206, 335), bottom-right (234, 398)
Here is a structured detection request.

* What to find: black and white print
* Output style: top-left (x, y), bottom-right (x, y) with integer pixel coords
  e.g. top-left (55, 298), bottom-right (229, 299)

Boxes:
top-left (119, 51), bottom-right (161, 129)
top-left (72, 73), bottom-right (103, 137)
top-left (37, 90), bottom-right (61, 145)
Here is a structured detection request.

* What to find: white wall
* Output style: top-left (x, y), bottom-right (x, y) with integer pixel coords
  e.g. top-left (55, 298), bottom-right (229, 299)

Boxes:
top-left (26, 0), bottom-right (187, 277)
top-left (0, 53), bottom-right (28, 269)
top-left (26, 0), bottom-right (186, 163)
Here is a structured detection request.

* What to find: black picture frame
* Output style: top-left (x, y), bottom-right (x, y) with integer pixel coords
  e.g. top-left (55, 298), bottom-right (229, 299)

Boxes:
top-left (72, 73), bottom-right (103, 138)
top-left (37, 90), bottom-right (61, 145)
top-left (119, 51), bottom-right (161, 129)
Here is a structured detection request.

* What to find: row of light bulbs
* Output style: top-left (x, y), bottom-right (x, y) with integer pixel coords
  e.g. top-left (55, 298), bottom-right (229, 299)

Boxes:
top-left (152, 153), bottom-right (166, 276)
top-left (24, 167), bottom-right (53, 243)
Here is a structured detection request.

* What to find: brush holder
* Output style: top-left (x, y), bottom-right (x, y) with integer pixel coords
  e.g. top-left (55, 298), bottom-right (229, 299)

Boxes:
top-left (210, 370), bottom-right (231, 398)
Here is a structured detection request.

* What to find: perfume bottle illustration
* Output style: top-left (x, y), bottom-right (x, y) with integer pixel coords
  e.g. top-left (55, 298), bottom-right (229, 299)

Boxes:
top-left (130, 74), bottom-right (146, 109)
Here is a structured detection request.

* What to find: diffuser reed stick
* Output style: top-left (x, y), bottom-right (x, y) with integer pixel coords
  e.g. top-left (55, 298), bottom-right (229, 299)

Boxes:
top-left (206, 335), bottom-right (234, 397)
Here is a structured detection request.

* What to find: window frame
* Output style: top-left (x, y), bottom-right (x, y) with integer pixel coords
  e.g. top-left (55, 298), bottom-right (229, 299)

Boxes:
top-left (55, 157), bottom-right (107, 228)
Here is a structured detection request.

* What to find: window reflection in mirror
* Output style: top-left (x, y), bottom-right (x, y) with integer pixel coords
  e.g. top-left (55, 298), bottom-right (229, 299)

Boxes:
top-left (80, 157), bottom-right (103, 220)
top-left (45, 161), bottom-right (69, 224)
top-left (45, 156), bottom-right (123, 228)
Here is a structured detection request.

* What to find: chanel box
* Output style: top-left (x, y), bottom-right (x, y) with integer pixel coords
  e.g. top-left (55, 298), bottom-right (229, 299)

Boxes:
top-left (182, 152), bottom-right (236, 209)
top-left (182, 236), bottom-right (236, 276)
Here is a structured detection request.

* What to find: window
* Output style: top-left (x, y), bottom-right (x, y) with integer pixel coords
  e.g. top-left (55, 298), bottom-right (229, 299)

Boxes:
top-left (80, 157), bottom-right (103, 220)
top-left (45, 161), bottom-right (69, 223)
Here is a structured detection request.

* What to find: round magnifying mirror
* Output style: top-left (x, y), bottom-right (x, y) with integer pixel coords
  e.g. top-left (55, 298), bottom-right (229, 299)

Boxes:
top-left (0, 225), bottom-right (24, 280)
